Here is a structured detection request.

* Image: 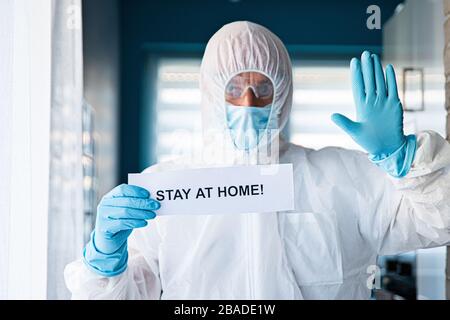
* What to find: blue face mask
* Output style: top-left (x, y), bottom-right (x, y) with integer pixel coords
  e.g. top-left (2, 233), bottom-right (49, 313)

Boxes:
top-left (226, 104), bottom-right (272, 151)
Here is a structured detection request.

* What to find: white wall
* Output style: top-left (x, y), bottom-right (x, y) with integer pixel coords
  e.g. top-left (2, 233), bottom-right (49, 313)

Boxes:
top-left (384, 0), bottom-right (446, 136)
top-left (383, 0), bottom-right (447, 300)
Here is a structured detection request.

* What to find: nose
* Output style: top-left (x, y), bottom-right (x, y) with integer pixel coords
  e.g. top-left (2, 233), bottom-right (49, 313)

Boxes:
top-left (241, 88), bottom-right (258, 107)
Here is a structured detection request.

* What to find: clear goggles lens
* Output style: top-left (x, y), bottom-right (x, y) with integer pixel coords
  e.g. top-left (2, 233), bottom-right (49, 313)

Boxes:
top-left (225, 72), bottom-right (274, 99)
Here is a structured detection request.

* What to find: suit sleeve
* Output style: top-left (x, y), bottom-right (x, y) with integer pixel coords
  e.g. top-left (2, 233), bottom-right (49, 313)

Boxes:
top-left (64, 222), bottom-right (162, 300)
top-left (357, 131), bottom-right (450, 255)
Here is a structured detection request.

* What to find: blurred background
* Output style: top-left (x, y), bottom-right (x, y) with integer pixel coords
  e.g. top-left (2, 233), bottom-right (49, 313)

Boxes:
top-left (0, 0), bottom-right (448, 299)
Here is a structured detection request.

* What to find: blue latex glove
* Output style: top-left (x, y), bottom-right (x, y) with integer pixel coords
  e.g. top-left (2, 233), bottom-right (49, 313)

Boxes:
top-left (83, 184), bottom-right (160, 276)
top-left (331, 51), bottom-right (416, 177)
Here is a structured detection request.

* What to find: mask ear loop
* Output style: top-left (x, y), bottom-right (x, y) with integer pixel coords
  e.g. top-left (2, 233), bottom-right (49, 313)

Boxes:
top-left (261, 75), bottom-right (277, 143)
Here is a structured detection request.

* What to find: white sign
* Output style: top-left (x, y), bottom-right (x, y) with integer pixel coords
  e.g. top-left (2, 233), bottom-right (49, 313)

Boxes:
top-left (128, 164), bottom-right (294, 216)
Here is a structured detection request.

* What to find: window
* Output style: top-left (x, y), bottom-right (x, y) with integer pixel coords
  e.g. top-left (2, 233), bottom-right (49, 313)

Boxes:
top-left (290, 64), bottom-right (362, 151)
top-left (153, 59), bottom-right (362, 163)
top-left (155, 59), bottom-right (202, 162)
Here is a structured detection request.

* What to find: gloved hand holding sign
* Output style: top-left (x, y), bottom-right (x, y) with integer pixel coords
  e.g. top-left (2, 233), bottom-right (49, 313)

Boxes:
top-left (83, 184), bottom-right (160, 277)
top-left (331, 51), bottom-right (417, 177)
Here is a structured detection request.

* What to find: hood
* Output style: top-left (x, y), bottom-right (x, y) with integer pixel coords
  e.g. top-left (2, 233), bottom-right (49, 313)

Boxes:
top-left (198, 21), bottom-right (293, 164)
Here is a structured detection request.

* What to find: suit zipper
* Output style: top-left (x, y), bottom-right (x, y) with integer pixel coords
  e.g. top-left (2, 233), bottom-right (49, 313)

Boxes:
top-left (246, 213), bottom-right (255, 299)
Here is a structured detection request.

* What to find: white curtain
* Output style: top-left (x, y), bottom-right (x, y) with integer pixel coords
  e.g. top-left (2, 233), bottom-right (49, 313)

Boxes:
top-left (0, 0), bottom-right (84, 299)
top-left (0, 0), bottom-right (15, 300)
top-left (0, 0), bottom-right (52, 299)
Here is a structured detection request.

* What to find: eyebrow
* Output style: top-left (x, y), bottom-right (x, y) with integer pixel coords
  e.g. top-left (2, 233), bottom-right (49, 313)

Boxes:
top-left (232, 76), bottom-right (272, 84)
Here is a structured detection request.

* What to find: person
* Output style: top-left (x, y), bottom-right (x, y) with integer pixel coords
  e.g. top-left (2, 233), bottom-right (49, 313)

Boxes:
top-left (64, 21), bottom-right (450, 299)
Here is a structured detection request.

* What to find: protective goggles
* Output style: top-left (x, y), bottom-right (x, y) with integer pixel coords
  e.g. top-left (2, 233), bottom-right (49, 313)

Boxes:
top-left (224, 72), bottom-right (274, 99)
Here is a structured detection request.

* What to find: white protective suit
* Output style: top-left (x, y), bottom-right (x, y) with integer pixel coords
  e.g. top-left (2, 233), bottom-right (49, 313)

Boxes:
top-left (65, 21), bottom-right (450, 299)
